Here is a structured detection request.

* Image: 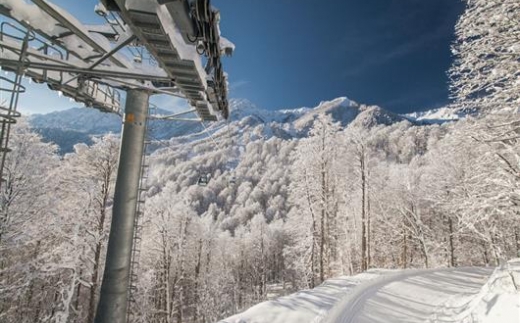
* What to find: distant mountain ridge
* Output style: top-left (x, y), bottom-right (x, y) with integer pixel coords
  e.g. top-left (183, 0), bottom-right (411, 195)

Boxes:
top-left (29, 97), bottom-right (446, 152)
top-left (30, 107), bottom-right (122, 135)
top-left (29, 107), bottom-right (205, 153)
top-left (404, 106), bottom-right (467, 124)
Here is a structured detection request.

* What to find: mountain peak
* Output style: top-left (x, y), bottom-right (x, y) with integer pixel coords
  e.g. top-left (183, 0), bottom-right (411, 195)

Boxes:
top-left (352, 105), bottom-right (406, 128)
top-left (313, 96), bottom-right (356, 110)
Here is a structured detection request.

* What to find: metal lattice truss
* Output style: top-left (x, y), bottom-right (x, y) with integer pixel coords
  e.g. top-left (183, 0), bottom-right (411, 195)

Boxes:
top-left (0, 0), bottom-right (233, 121)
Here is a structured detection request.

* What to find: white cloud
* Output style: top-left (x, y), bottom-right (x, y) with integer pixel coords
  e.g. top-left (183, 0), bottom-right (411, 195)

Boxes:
top-left (229, 79), bottom-right (250, 92)
top-left (149, 94), bottom-right (189, 113)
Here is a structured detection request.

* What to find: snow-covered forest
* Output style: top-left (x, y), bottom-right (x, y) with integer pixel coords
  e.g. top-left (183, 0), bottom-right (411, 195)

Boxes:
top-left (1, 0), bottom-right (519, 322)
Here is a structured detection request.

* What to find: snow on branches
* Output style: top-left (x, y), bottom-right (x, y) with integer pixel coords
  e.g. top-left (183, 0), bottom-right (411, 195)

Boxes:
top-left (449, 0), bottom-right (520, 112)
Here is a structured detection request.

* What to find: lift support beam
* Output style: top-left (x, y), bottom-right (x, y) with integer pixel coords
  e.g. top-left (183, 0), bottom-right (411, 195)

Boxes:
top-left (95, 89), bottom-right (150, 323)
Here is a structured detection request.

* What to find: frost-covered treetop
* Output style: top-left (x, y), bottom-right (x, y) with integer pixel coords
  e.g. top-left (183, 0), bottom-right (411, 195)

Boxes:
top-left (449, 0), bottom-right (520, 112)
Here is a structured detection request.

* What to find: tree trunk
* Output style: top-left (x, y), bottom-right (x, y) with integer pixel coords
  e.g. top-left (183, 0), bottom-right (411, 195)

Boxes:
top-left (176, 217), bottom-right (190, 323)
top-left (482, 241), bottom-right (490, 266)
top-left (320, 167), bottom-right (326, 283)
top-left (88, 179), bottom-right (110, 323)
top-left (402, 226), bottom-right (407, 269)
top-left (25, 241), bottom-right (41, 321)
top-left (490, 233), bottom-right (500, 266)
top-left (448, 217), bottom-right (456, 267)
top-left (160, 222), bottom-right (172, 323)
top-left (360, 149), bottom-right (367, 271)
top-left (50, 280), bottom-right (60, 320)
top-left (238, 249), bottom-right (244, 309)
top-left (515, 227), bottom-right (520, 258)
top-left (303, 166), bottom-right (316, 288)
top-left (260, 221), bottom-right (266, 298)
top-left (33, 283), bottom-right (46, 323)
top-left (193, 239), bottom-right (203, 323)
top-left (319, 127), bottom-right (327, 283)
top-left (367, 172), bottom-right (371, 269)
top-left (88, 243), bottom-right (102, 323)
top-left (0, 179), bottom-right (13, 248)
top-left (74, 267), bottom-right (82, 317)
top-left (420, 238), bottom-right (429, 268)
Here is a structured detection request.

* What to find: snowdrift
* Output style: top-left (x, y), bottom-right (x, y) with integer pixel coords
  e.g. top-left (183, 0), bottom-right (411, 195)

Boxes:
top-left (217, 261), bottom-right (520, 323)
top-left (217, 270), bottom-right (393, 323)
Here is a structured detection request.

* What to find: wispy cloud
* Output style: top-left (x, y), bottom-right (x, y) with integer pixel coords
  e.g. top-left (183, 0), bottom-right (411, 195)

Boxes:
top-left (342, 24), bottom-right (450, 78)
top-left (229, 80), bottom-right (250, 92)
top-left (150, 95), bottom-right (189, 113)
top-left (337, 1), bottom-right (457, 78)
top-left (383, 87), bottom-right (448, 112)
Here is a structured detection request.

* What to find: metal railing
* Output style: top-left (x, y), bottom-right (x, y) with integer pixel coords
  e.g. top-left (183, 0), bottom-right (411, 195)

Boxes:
top-left (0, 21), bottom-right (122, 115)
top-left (0, 25), bottom-right (30, 188)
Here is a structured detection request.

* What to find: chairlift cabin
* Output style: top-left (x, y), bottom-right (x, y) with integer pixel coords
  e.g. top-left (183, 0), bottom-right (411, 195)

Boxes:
top-left (229, 176), bottom-right (237, 185)
top-left (198, 174), bottom-right (209, 186)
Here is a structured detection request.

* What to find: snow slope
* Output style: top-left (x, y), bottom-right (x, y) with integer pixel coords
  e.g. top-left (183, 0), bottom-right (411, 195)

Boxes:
top-left (218, 261), bottom-right (520, 323)
top-left (471, 259), bottom-right (520, 323)
top-left (217, 270), bottom-right (393, 323)
top-left (325, 267), bottom-right (495, 323)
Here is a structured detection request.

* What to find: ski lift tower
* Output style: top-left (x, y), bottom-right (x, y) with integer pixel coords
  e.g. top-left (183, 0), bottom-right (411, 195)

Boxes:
top-left (0, 0), bottom-right (233, 322)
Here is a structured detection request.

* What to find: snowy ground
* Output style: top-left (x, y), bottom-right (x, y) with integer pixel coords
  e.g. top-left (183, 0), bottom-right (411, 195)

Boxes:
top-left (325, 267), bottom-right (495, 323)
top-left (217, 270), bottom-right (395, 323)
top-left (218, 261), bottom-right (520, 323)
top-left (472, 259), bottom-right (520, 323)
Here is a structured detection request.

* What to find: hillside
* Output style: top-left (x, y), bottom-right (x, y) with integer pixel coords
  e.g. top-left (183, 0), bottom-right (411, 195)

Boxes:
top-left (130, 97), bottom-right (518, 322)
top-left (6, 95), bottom-right (519, 323)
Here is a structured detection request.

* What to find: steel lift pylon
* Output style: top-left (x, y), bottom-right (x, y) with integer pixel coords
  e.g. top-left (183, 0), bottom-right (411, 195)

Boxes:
top-left (0, 0), bottom-right (233, 322)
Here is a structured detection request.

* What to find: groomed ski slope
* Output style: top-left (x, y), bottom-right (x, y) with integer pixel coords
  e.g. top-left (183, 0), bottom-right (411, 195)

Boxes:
top-left (218, 260), bottom-right (520, 323)
top-left (325, 267), bottom-right (494, 323)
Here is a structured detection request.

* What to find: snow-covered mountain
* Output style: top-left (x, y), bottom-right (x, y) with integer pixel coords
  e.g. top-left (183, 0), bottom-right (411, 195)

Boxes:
top-left (403, 103), bottom-right (484, 124)
top-left (230, 97), bottom-right (406, 130)
top-left (29, 107), bottom-right (205, 153)
top-left (29, 97), bottom-right (412, 152)
top-left (405, 107), bottom-right (460, 124)
top-left (30, 107), bottom-right (122, 134)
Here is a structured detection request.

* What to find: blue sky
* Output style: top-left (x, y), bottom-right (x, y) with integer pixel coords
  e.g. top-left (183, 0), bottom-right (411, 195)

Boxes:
top-left (14, 0), bottom-right (464, 114)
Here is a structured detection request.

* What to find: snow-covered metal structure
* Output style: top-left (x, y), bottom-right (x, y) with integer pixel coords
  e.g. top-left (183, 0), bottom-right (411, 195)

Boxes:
top-left (0, 1), bottom-right (232, 322)
top-left (0, 0), bottom-right (232, 120)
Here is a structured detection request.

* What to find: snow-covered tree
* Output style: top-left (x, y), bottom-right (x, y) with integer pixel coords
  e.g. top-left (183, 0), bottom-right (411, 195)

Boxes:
top-left (287, 114), bottom-right (341, 285)
top-left (58, 135), bottom-right (119, 322)
top-left (0, 121), bottom-right (59, 322)
top-left (449, 0), bottom-right (520, 111)
top-left (6, 95), bottom-right (520, 323)
top-left (0, 120), bottom-right (58, 247)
